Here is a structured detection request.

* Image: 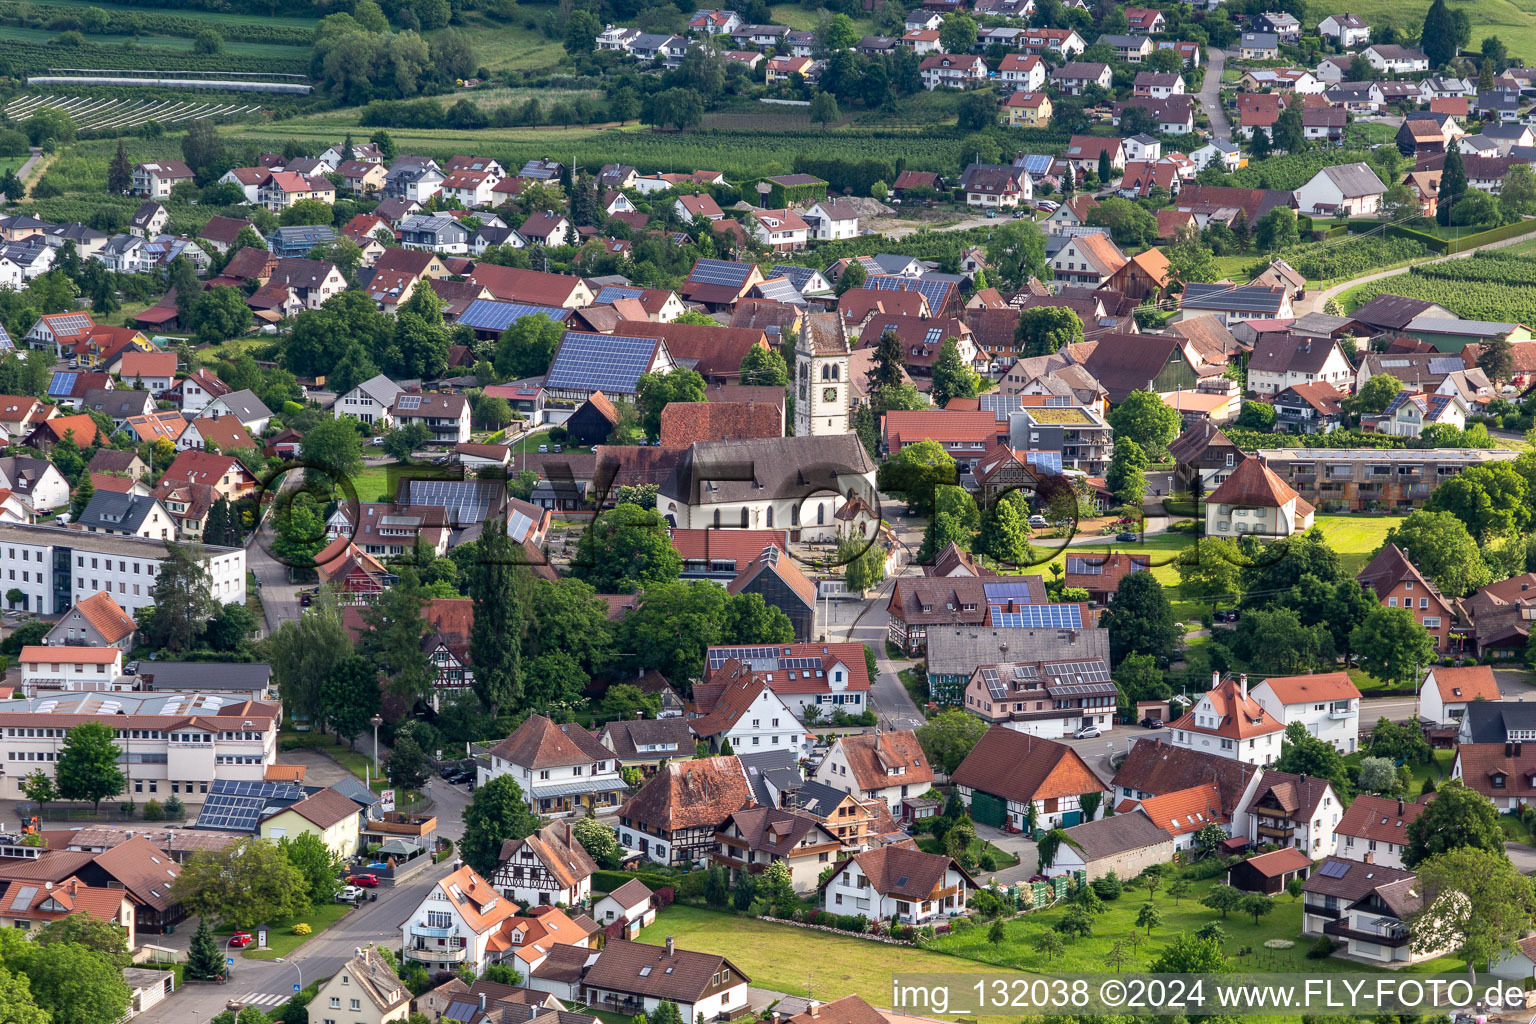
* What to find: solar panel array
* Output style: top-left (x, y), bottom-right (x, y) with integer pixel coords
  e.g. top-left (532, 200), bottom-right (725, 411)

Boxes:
top-left (594, 286), bottom-right (645, 305)
top-left (545, 332), bottom-right (658, 394)
top-left (8, 886), bottom-right (36, 912)
top-left (983, 581), bottom-right (1038, 603)
top-left (49, 371), bottom-right (79, 394)
top-left (47, 313), bottom-right (92, 335)
top-left (404, 479), bottom-right (500, 525)
top-left (1023, 451), bottom-right (1063, 475)
top-left (988, 604), bottom-right (1083, 629)
top-left (688, 258), bottom-right (754, 288)
top-left (1317, 860), bottom-right (1350, 878)
top-left (867, 274), bottom-right (953, 313)
top-left (755, 277), bottom-right (806, 305)
top-left (980, 394), bottom-right (1023, 417)
top-left (771, 265), bottom-right (819, 292)
top-left (981, 668), bottom-right (1005, 699)
top-left (458, 299), bottom-right (570, 333)
top-left (397, 395), bottom-right (422, 410)
top-left (707, 645), bottom-right (795, 670)
top-left (1043, 659), bottom-right (1114, 685)
top-left (195, 778), bottom-right (304, 832)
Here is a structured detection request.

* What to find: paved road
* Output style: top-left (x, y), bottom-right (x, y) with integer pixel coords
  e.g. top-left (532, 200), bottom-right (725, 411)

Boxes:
top-left (1198, 48), bottom-right (1231, 140)
top-left (1296, 224), bottom-right (1536, 316)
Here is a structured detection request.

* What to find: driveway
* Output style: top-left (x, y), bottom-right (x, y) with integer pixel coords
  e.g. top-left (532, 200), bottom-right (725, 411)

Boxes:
top-left (974, 822), bottom-right (1039, 885)
top-left (1199, 48), bottom-right (1231, 140)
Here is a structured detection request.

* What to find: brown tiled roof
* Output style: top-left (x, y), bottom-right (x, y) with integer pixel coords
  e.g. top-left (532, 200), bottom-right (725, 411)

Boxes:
top-left (583, 939), bottom-right (747, 1001)
top-left (468, 265), bottom-right (584, 306)
top-left (834, 731), bottom-right (934, 792)
top-left (1242, 846), bottom-right (1312, 877)
top-left (1336, 794), bottom-right (1429, 844)
top-left (1114, 738), bottom-right (1259, 816)
top-left (280, 787), bottom-right (360, 830)
top-left (498, 820), bottom-right (597, 891)
top-left (1454, 742), bottom-right (1536, 799)
top-left (488, 714), bottom-right (611, 768)
top-left (0, 877), bottom-right (129, 924)
top-left (835, 845), bottom-right (971, 899)
top-left (604, 878), bottom-right (654, 908)
top-left (1301, 856), bottom-right (1413, 900)
top-left (1255, 671), bottom-right (1360, 704)
top-left (886, 577), bottom-right (991, 626)
top-left (784, 995), bottom-right (888, 1024)
top-left (90, 836), bottom-right (181, 911)
top-left (435, 864), bottom-right (519, 934)
top-left (717, 806), bottom-right (833, 853)
top-left (1207, 455), bottom-right (1301, 509)
top-left (529, 944), bottom-right (595, 984)
top-left (1064, 551), bottom-right (1150, 593)
top-left (618, 756), bottom-right (754, 831)
top-left (727, 546), bottom-right (817, 609)
top-left (951, 728), bottom-right (1106, 803)
top-left (689, 661), bottom-right (773, 738)
top-left (599, 718), bottom-right (697, 760)
top-left (659, 400), bottom-right (781, 447)
top-left (68, 591), bottom-right (137, 644)
top-left (1249, 769), bottom-right (1332, 822)
top-left (1277, 381), bottom-right (1345, 415)
top-left (619, 320), bottom-right (768, 380)
top-left (188, 415), bottom-right (255, 451)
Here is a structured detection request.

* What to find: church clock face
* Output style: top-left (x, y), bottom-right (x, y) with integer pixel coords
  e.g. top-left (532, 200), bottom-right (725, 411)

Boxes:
top-left (823, 387), bottom-right (838, 403)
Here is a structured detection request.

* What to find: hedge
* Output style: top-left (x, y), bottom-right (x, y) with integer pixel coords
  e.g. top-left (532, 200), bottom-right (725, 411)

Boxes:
top-left (592, 869), bottom-right (675, 894)
top-left (1444, 218), bottom-right (1536, 254)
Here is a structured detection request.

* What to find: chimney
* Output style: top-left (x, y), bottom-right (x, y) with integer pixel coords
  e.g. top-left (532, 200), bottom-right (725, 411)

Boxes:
top-left (1517, 742), bottom-right (1524, 758)
top-left (1211, 670), bottom-right (1220, 691)
top-left (1397, 799), bottom-right (1404, 816)
top-left (480, 993), bottom-right (488, 1012)
top-left (665, 936), bottom-right (674, 957)
top-left (1239, 674), bottom-right (1248, 702)
top-left (809, 1002), bottom-right (821, 1018)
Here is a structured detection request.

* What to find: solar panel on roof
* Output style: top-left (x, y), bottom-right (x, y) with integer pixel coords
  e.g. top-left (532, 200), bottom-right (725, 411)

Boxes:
top-left (1318, 860), bottom-right (1350, 878)
top-left (404, 480), bottom-right (499, 526)
top-left (594, 286), bottom-right (645, 305)
top-left (49, 371), bottom-right (79, 394)
top-left (1023, 451), bottom-right (1063, 475)
top-left (545, 332), bottom-right (659, 395)
top-left (983, 581), bottom-right (1038, 602)
top-left (48, 313), bottom-right (92, 334)
top-left (688, 258), bottom-right (754, 288)
top-left (988, 604), bottom-right (1083, 628)
top-left (8, 886), bottom-right (36, 912)
top-left (397, 395), bottom-right (422, 410)
top-left (1048, 659), bottom-right (1112, 682)
top-left (867, 274), bottom-right (953, 312)
top-left (1065, 557), bottom-right (1103, 575)
top-left (458, 299), bottom-right (570, 333)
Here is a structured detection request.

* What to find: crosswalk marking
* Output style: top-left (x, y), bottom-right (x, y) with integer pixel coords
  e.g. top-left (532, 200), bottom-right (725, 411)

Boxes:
top-left (233, 992), bottom-right (287, 1007)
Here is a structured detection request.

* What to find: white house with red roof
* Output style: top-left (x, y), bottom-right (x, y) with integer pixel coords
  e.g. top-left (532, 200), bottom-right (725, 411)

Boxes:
top-left (701, 641), bottom-right (870, 720)
top-left (1334, 794), bottom-right (1424, 869)
top-left (1118, 782), bottom-right (1228, 851)
top-left (1205, 455), bottom-right (1315, 538)
top-left (257, 171), bottom-right (335, 213)
top-left (1417, 664), bottom-right (1500, 726)
top-left (1251, 671), bottom-right (1362, 753)
top-left (1169, 672), bottom-right (1286, 765)
top-left (813, 730), bottom-right (933, 813)
top-left (750, 209), bottom-right (809, 251)
top-left (997, 53), bottom-right (1046, 89)
top-left (400, 864), bottom-right (519, 974)
top-left (690, 660), bottom-right (810, 756)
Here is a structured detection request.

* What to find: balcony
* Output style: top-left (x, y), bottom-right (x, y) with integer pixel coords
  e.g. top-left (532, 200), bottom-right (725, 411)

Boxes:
top-left (1256, 822), bottom-right (1295, 840)
top-left (1304, 902), bottom-right (1342, 920)
top-left (406, 945), bottom-right (468, 963)
top-left (1324, 919), bottom-right (1409, 947)
top-left (364, 813), bottom-right (438, 839)
top-left (1328, 706), bottom-right (1354, 720)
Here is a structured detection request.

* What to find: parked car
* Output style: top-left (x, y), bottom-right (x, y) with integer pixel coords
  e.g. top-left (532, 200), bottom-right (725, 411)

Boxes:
top-left (1213, 609), bottom-right (1239, 623)
top-left (228, 932), bottom-right (253, 948)
top-left (1115, 531), bottom-right (1139, 542)
top-left (347, 873), bottom-right (379, 887)
top-left (1075, 725), bottom-right (1102, 739)
top-left (338, 885), bottom-right (365, 904)
top-left (1140, 717), bottom-right (1165, 729)
top-left (299, 591), bottom-right (313, 607)
top-left (538, 444), bottom-right (549, 453)
top-left (1029, 515), bottom-right (1048, 528)
top-left (369, 436), bottom-right (385, 446)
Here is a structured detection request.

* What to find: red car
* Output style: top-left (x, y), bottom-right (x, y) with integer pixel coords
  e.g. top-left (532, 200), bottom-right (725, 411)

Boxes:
top-left (229, 932), bottom-right (253, 948)
top-left (348, 874), bottom-right (379, 887)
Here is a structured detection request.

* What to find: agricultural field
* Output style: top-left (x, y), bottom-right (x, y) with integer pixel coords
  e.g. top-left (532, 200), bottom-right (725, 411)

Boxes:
top-left (0, 23), bottom-right (310, 58)
top-left (2, 0), bottom-right (320, 32)
top-left (1342, 250), bottom-right (1536, 324)
top-left (7, 95), bottom-right (263, 132)
top-left (440, 6), bottom-right (568, 74)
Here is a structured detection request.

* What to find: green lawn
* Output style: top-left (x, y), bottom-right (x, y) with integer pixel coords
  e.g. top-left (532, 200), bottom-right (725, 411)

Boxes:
top-left (635, 906), bottom-right (993, 1002)
top-left (220, 902), bottom-right (353, 961)
top-left (916, 834), bottom-right (1021, 871)
top-left (349, 464), bottom-right (396, 503)
top-left (1311, 515), bottom-right (1403, 575)
top-left (926, 874), bottom-right (1464, 976)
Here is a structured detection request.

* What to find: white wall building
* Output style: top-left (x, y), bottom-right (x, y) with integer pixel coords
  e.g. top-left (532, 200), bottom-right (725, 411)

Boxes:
top-left (1168, 673), bottom-right (1285, 765)
top-left (1250, 672), bottom-right (1361, 754)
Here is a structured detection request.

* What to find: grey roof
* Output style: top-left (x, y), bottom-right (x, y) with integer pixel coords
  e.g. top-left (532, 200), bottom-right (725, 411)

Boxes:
top-left (1315, 161), bottom-right (1386, 198)
top-left (136, 662), bottom-right (272, 691)
top-left (1459, 701), bottom-right (1536, 743)
top-left (353, 373), bottom-right (405, 406)
top-left (76, 491), bottom-right (165, 535)
top-left (599, 718), bottom-right (697, 759)
top-left (771, 265), bottom-right (827, 294)
top-left (1351, 294), bottom-right (1442, 330)
top-left (736, 749), bottom-right (800, 806)
top-left (660, 434), bottom-right (874, 506)
top-left (1059, 808), bottom-right (1174, 861)
top-left (210, 389), bottom-right (273, 423)
top-left (1098, 33), bottom-right (1148, 46)
top-left (1291, 312), bottom-right (1356, 336)
top-left (790, 778), bottom-right (857, 817)
top-left (1406, 315), bottom-right (1522, 335)
top-left (0, 520), bottom-right (244, 558)
top-left (925, 622), bottom-right (1110, 678)
top-left (1182, 283), bottom-right (1288, 313)
top-left (82, 388), bottom-right (153, 419)
top-left (1242, 32), bottom-right (1279, 47)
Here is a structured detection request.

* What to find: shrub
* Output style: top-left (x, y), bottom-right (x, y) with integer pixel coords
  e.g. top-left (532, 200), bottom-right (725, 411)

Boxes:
top-left (1307, 936), bottom-right (1339, 959)
top-left (978, 851), bottom-right (997, 872)
top-left (1181, 856), bottom-right (1232, 880)
top-left (142, 799), bottom-right (164, 821)
top-left (291, 922), bottom-right (312, 935)
top-left (1092, 871), bottom-right (1123, 900)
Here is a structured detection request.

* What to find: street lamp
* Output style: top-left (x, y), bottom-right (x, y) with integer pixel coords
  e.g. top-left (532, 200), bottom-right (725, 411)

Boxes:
top-left (275, 957), bottom-right (303, 999)
top-left (223, 936), bottom-right (241, 981)
top-left (371, 715), bottom-right (384, 777)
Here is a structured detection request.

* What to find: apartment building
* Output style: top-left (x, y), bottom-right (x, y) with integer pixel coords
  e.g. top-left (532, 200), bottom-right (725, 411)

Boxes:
top-left (0, 521), bottom-right (246, 616)
top-left (0, 691), bottom-right (279, 803)
top-left (1254, 447), bottom-right (1519, 511)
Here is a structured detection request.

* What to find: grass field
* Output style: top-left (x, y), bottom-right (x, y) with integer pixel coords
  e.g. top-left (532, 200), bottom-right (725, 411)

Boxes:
top-left (218, 902), bottom-right (353, 960)
top-left (13, 0), bottom-right (320, 30)
top-left (0, 22), bottom-right (310, 56)
top-left (441, 7), bottom-right (567, 73)
top-left (350, 464), bottom-right (396, 503)
top-left (926, 874), bottom-right (1464, 976)
top-left (635, 905), bottom-right (994, 1001)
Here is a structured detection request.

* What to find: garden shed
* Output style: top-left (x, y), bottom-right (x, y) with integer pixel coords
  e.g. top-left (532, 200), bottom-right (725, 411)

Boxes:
top-left (1227, 846), bottom-right (1311, 895)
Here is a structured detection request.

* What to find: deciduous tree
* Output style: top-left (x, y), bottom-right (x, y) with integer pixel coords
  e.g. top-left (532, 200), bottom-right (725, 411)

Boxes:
top-left (459, 775), bottom-right (540, 876)
top-left (1404, 779), bottom-right (1505, 867)
top-left (55, 722), bottom-right (124, 811)
top-left (172, 838), bottom-right (309, 929)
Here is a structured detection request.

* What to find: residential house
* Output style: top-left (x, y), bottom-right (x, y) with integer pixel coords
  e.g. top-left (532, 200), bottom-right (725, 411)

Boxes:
top-left (131, 162), bottom-right (194, 199)
top-left (1049, 62), bottom-right (1113, 95)
top-left (492, 820), bottom-right (597, 907)
top-left (617, 756), bottom-right (755, 866)
top-left (400, 865), bottom-right (518, 974)
top-left (1169, 672), bottom-right (1287, 765)
top-left (570, 939), bottom-right (749, 1023)
top-left (257, 172), bottom-right (335, 214)
top-left (1177, 283), bottom-right (1293, 326)
top-left (803, 201), bottom-right (860, 241)
top-left (952, 728), bottom-right (1109, 830)
top-left (1242, 769), bottom-right (1339, 855)
top-left (688, 661), bottom-right (809, 756)
top-left (959, 163), bottom-right (1030, 209)
top-left (1273, 381), bottom-right (1348, 433)
top-left (1302, 858), bottom-right (1445, 964)
top-left (305, 947), bottom-right (410, 1024)
top-left (597, 717), bottom-right (697, 774)
top-left (592, 880), bottom-right (656, 938)
top-left (258, 786), bottom-right (362, 859)
top-left (1205, 454), bottom-right (1316, 538)
top-left (1368, 390), bottom-right (1468, 438)
top-left (480, 715), bottom-right (626, 814)
top-left (1335, 795), bottom-right (1426, 869)
top-left (812, 731), bottom-right (933, 815)
top-left (201, 389), bottom-right (272, 433)
top-left (1004, 91), bottom-right (1052, 127)
top-left (1247, 335), bottom-right (1354, 396)
top-left (1318, 13), bottom-right (1370, 46)
top-left (998, 53), bottom-right (1046, 90)
top-left (1241, 32), bottom-right (1280, 59)
top-left (399, 215), bottom-right (471, 254)
top-left (1417, 664), bottom-right (1499, 725)
top-left (1251, 672), bottom-right (1362, 754)
top-left (390, 392), bottom-right (471, 445)
top-left (1294, 162), bottom-right (1387, 216)
top-left (1099, 33), bottom-right (1153, 61)
top-left (1050, 233), bottom-right (1126, 287)
top-left (820, 846), bottom-right (973, 923)
top-left (1364, 43), bottom-right (1428, 72)
top-left (919, 54), bottom-right (989, 89)
top-left (712, 807), bottom-right (842, 891)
